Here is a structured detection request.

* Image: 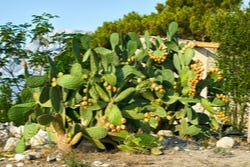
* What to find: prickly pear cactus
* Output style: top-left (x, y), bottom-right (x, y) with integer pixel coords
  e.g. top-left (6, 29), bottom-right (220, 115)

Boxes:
top-left (9, 21), bottom-right (228, 153)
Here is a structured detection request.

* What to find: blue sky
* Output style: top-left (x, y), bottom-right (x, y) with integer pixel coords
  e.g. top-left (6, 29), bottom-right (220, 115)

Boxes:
top-left (0, 0), bottom-right (249, 32)
top-left (0, 0), bottom-right (165, 32)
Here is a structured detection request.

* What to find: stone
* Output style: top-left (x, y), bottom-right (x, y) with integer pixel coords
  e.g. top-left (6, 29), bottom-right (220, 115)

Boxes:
top-left (216, 137), bottom-right (235, 149)
top-left (0, 129), bottom-right (9, 147)
top-left (9, 125), bottom-right (24, 138)
top-left (157, 130), bottom-right (173, 136)
top-left (46, 150), bottom-right (63, 162)
top-left (6, 164), bottom-right (16, 167)
top-left (16, 162), bottom-right (24, 167)
top-left (91, 161), bottom-right (110, 167)
top-left (29, 129), bottom-right (49, 147)
top-left (14, 154), bottom-right (30, 161)
top-left (4, 137), bottom-right (20, 152)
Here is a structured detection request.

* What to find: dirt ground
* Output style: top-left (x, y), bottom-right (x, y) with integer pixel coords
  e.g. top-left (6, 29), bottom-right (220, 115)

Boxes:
top-left (1, 137), bottom-right (250, 167)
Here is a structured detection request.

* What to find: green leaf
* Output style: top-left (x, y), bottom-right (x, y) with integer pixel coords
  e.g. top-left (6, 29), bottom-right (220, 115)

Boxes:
top-left (186, 108), bottom-right (198, 125)
top-left (80, 107), bottom-right (93, 126)
top-left (72, 37), bottom-right (81, 63)
top-left (94, 84), bottom-right (110, 102)
top-left (15, 138), bottom-right (26, 153)
top-left (80, 34), bottom-right (91, 50)
top-left (47, 56), bottom-right (58, 78)
top-left (57, 74), bottom-right (84, 90)
top-left (94, 47), bottom-right (113, 56)
top-left (50, 87), bottom-right (61, 112)
top-left (173, 54), bottom-right (181, 72)
top-left (21, 88), bottom-right (34, 103)
top-left (8, 102), bottom-right (36, 126)
top-left (23, 123), bottom-right (39, 140)
top-left (122, 109), bottom-right (144, 119)
top-left (82, 48), bottom-right (91, 62)
top-left (183, 48), bottom-right (194, 65)
top-left (70, 63), bottom-right (82, 77)
top-left (39, 86), bottom-right (50, 103)
top-left (165, 41), bottom-right (179, 52)
top-left (149, 117), bottom-right (158, 129)
top-left (127, 40), bottom-right (137, 56)
top-left (168, 21), bottom-right (178, 40)
top-left (201, 98), bottom-right (214, 114)
top-left (90, 51), bottom-right (98, 74)
top-left (107, 104), bottom-right (123, 126)
top-left (85, 127), bottom-right (107, 139)
top-left (92, 138), bottom-right (106, 150)
top-left (110, 33), bottom-right (119, 50)
top-left (114, 87), bottom-right (135, 102)
top-left (144, 31), bottom-right (152, 48)
top-left (161, 69), bottom-right (175, 83)
top-left (103, 73), bottom-right (117, 86)
top-left (26, 75), bottom-right (47, 88)
top-left (186, 125), bottom-right (201, 136)
top-left (37, 114), bottom-right (54, 125)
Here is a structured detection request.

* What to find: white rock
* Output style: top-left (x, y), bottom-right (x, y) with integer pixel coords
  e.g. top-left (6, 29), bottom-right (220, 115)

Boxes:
top-left (6, 164), bottom-right (16, 167)
top-left (14, 154), bottom-right (30, 161)
top-left (29, 129), bottom-right (49, 147)
top-left (16, 162), bottom-right (24, 167)
top-left (9, 126), bottom-right (24, 138)
top-left (91, 161), bottom-right (103, 167)
top-left (216, 137), bottom-right (235, 149)
top-left (4, 137), bottom-right (20, 152)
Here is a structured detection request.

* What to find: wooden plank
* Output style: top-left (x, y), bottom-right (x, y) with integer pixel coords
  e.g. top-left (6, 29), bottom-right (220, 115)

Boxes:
top-left (194, 41), bottom-right (220, 48)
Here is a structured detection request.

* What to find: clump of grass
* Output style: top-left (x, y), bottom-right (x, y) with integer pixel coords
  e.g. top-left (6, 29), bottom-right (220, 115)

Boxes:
top-left (63, 151), bottom-right (89, 167)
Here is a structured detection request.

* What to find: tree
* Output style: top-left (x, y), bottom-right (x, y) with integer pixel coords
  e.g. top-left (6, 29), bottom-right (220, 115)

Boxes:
top-left (207, 8), bottom-right (250, 131)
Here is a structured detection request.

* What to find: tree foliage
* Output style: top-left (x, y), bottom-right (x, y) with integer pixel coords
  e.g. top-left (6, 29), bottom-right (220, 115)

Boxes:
top-left (207, 8), bottom-right (250, 131)
top-left (91, 0), bottom-right (243, 47)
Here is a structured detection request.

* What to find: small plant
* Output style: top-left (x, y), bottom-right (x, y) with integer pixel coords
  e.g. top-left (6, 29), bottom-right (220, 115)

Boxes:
top-left (64, 151), bottom-right (88, 167)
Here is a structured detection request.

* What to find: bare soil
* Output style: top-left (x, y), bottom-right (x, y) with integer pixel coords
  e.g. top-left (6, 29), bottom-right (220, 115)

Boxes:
top-left (1, 137), bottom-right (250, 167)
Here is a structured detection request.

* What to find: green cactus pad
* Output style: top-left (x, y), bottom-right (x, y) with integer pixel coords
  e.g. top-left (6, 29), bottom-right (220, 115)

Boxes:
top-left (26, 75), bottom-right (47, 88)
top-left (85, 127), bottom-right (107, 139)
top-left (57, 74), bottom-right (84, 90)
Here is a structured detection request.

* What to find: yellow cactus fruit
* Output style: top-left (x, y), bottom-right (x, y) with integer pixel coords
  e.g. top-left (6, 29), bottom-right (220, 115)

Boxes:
top-left (121, 118), bottom-right (127, 124)
top-left (81, 101), bottom-right (88, 106)
top-left (144, 118), bottom-right (149, 123)
top-left (166, 115), bottom-right (172, 120)
top-left (137, 78), bottom-right (142, 84)
top-left (112, 86), bottom-right (117, 93)
top-left (58, 72), bottom-right (64, 77)
top-left (144, 112), bottom-right (149, 118)
top-left (82, 96), bottom-right (88, 101)
top-left (83, 88), bottom-right (88, 93)
top-left (51, 81), bottom-right (57, 87)
top-left (101, 115), bottom-right (108, 121)
top-left (105, 122), bottom-right (111, 129)
top-left (158, 136), bottom-right (164, 142)
top-left (51, 77), bottom-right (57, 82)
top-left (109, 124), bottom-right (115, 130)
top-left (149, 78), bottom-right (155, 83)
top-left (116, 126), bottom-right (121, 132)
top-left (106, 85), bottom-right (112, 91)
top-left (151, 83), bottom-right (158, 89)
top-left (103, 81), bottom-right (109, 87)
top-left (120, 125), bottom-right (126, 130)
top-left (82, 74), bottom-right (88, 79)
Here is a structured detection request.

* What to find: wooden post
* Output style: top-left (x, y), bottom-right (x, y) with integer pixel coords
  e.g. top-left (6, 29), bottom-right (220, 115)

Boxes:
top-left (248, 107), bottom-right (250, 143)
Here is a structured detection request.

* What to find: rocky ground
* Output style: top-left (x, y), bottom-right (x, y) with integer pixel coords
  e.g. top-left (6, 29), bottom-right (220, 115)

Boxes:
top-left (1, 122), bottom-right (250, 167)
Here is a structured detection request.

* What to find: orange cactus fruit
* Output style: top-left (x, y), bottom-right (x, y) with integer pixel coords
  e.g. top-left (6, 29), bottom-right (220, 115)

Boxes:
top-left (21, 60), bottom-right (26, 66)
